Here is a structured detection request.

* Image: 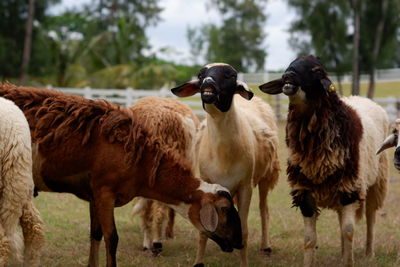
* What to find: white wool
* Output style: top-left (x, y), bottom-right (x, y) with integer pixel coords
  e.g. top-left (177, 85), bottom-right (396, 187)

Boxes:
top-left (0, 97), bottom-right (44, 266)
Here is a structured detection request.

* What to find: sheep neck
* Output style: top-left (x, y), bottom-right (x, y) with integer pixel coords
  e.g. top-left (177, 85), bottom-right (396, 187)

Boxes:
top-left (204, 100), bottom-right (244, 152)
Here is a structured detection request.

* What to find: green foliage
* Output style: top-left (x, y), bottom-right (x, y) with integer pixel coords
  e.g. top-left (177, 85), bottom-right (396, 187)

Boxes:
top-left (359, 0), bottom-right (400, 70)
top-left (188, 0), bottom-right (268, 72)
top-left (287, 0), bottom-right (400, 94)
top-left (287, 0), bottom-right (351, 78)
top-left (0, 0), bottom-right (60, 79)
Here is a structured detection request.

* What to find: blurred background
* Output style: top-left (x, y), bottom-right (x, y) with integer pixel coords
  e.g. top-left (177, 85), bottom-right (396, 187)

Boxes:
top-left (1, 0), bottom-right (399, 99)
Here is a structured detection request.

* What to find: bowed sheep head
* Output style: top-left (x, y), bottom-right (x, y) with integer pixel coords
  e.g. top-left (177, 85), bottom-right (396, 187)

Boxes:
top-left (171, 63), bottom-right (253, 112)
top-left (259, 55), bottom-right (334, 101)
top-left (191, 190), bottom-right (243, 252)
top-left (377, 119), bottom-right (400, 170)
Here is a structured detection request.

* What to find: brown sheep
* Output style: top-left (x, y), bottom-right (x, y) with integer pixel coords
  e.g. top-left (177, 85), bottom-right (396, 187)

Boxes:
top-left (0, 83), bottom-right (243, 267)
top-left (130, 97), bottom-right (200, 256)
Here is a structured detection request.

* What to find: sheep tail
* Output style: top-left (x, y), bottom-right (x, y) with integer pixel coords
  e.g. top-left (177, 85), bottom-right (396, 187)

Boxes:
top-left (20, 201), bottom-right (45, 267)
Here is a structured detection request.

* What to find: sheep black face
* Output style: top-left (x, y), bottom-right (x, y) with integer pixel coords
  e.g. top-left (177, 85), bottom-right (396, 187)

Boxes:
top-left (377, 119), bottom-right (400, 170)
top-left (192, 190), bottom-right (243, 252)
top-left (171, 63), bottom-right (253, 112)
top-left (259, 55), bottom-right (333, 100)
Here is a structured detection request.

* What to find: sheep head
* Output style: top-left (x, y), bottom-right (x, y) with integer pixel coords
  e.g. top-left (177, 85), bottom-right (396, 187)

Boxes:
top-left (189, 189), bottom-right (243, 252)
top-left (171, 63), bottom-right (253, 112)
top-left (377, 119), bottom-right (400, 170)
top-left (259, 55), bottom-right (335, 101)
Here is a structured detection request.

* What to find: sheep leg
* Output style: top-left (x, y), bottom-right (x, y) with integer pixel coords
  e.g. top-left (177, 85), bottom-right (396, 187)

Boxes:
top-left (340, 202), bottom-right (358, 267)
top-left (237, 186), bottom-right (252, 267)
top-left (150, 204), bottom-right (164, 256)
top-left (337, 210), bottom-right (344, 256)
top-left (20, 201), bottom-right (45, 267)
top-left (365, 198), bottom-right (376, 258)
top-left (303, 215), bottom-right (317, 267)
top-left (193, 231), bottom-right (208, 267)
top-left (258, 179), bottom-right (271, 255)
top-left (94, 193), bottom-right (118, 267)
top-left (165, 208), bottom-right (175, 239)
top-left (140, 200), bottom-right (152, 251)
top-left (88, 201), bottom-right (103, 267)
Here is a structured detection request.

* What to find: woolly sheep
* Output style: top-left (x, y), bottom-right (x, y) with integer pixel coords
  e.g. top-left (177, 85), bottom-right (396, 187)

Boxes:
top-left (172, 63), bottom-right (280, 267)
top-left (130, 97), bottom-right (199, 256)
top-left (259, 55), bottom-right (389, 267)
top-left (0, 97), bottom-right (45, 266)
top-left (0, 83), bottom-right (243, 266)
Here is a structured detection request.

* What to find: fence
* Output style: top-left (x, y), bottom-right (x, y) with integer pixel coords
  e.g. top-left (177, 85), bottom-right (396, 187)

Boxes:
top-left (49, 86), bottom-right (400, 122)
top-left (239, 68), bottom-right (400, 85)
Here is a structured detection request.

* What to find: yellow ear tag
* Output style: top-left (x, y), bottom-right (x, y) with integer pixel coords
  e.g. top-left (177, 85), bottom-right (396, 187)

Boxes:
top-left (329, 84), bottom-right (335, 92)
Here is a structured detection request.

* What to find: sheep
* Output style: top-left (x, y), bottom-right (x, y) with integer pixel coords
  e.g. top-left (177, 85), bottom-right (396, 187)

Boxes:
top-left (130, 97), bottom-right (200, 256)
top-left (0, 83), bottom-right (243, 267)
top-left (171, 63), bottom-right (280, 267)
top-left (0, 96), bottom-right (45, 267)
top-left (377, 118), bottom-right (400, 170)
top-left (259, 55), bottom-right (389, 267)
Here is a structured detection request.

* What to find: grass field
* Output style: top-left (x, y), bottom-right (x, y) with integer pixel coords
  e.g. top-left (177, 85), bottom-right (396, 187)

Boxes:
top-left (29, 121), bottom-right (400, 267)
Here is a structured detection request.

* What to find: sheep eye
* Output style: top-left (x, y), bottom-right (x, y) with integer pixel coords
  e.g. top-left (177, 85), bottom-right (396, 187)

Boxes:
top-left (220, 206), bottom-right (229, 213)
top-left (224, 73), bottom-right (236, 79)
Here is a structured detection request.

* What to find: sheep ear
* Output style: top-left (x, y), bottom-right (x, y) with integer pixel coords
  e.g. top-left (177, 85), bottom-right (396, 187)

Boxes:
top-left (171, 80), bottom-right (200, 97)
top-left (199, 202), bottom-right (218, 232)
top-left (376, 134), bottom-right (397, 154)
top-left (236, 80), bottom-right (253, 100)
top-left (312, 66), bottom-right (332, 91)
top-left (258, 78), bottom-right (284, 94)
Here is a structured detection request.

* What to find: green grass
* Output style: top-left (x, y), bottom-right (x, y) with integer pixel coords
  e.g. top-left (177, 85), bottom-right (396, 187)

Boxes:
top-left (30, 122), bottom-right (400, 267)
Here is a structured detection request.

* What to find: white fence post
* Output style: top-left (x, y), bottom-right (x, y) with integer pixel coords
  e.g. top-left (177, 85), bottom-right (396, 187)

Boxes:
top-left (126, 87), bottom-right (133, 107)
top-left (84, 86), bottom-right (91, 99)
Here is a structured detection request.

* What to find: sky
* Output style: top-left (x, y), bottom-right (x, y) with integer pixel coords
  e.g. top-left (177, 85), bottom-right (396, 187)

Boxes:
top-left (52, 0), bottom-right (297, 71)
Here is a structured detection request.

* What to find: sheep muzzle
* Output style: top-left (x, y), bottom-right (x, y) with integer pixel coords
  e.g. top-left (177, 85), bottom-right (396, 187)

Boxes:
top-left (200, 85), bottom-right (217, 104)
top-left (283, 83), bottom-right (298, 96)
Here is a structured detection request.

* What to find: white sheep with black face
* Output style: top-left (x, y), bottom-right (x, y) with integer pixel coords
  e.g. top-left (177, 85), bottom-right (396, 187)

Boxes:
top-left (377, 118), bottom-right (400, 170)
top-left (172, 63), bottom-right (280, 267)
top-left (259, 55), bottom-right (389, 267)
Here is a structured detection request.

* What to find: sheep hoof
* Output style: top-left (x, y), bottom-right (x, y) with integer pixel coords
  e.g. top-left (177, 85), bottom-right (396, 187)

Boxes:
top-left (193, 264), bottom-right (204, 267)
top-left (262, 247), bottom-right (272, 256)
top-left (142, 247), bottom-right (148, 251)
top-left (151, 242), bottom-right (162, 256)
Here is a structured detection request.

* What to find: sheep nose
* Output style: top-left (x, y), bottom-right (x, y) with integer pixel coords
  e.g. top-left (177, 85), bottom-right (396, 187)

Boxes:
top-left (395, 147), bottom-right (400, 157)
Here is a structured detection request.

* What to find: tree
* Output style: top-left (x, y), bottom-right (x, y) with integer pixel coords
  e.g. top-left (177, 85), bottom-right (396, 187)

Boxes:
top-left (360, 0), bottom-right (400, 98)
top-left (187, 0), bottom-right (268, 72)
top-left (348, 0), bottom-right (361, 95)
top-left (82, 0), bottom-right (163, 67)
top-left (20, 0), bottom-right (36, 85)
top-left (287, 0), bottom-right (351, 94)
top-left (0, 0), bottom-right (60, 80)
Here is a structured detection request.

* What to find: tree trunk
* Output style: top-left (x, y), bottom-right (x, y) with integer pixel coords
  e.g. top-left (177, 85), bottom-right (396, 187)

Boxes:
top-left (367, 68), bottom-right (376, 99)
top-left (335, 73), bottom-right (343, 96)
top-left (349, 0), bottom-right (360, 95)
top-left (367, 0), bottom-right (389, 99)
top-left (19, 0), bottom-right (35, 85)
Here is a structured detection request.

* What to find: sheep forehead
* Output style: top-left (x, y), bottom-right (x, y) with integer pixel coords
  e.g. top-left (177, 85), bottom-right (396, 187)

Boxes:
top-left (205, 63), bottom-right (230, 68)
top-left (198, 181), bottom-right (230, 195)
